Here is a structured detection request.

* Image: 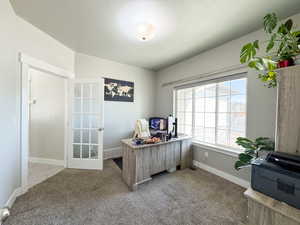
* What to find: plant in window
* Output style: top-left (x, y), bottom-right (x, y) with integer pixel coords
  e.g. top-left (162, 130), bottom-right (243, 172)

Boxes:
top-left (234, 137), bottom-right (275, 170)
top-left (240, 13), bottom-right (300, 88)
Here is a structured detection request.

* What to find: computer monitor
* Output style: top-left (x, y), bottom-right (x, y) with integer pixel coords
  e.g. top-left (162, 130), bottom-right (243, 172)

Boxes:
top-left (149, 117), bottom-right (167, 131)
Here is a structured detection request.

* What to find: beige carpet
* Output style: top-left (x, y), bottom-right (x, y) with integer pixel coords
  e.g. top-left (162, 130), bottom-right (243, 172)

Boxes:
top-left (5, 160), bottom-right (248, 225)
top-left (28, 162), bottom-right (64, 189)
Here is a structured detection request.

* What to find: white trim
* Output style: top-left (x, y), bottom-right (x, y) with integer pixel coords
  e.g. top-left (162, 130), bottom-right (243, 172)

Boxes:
top-left (20, 53), bottom-right (73, 193)
top-left (192, 141), bottom-right (241, 158)
top-left (5, 187), bottom-right (24, 208)
top-left (19, 53), bottom-right (75, 79)
top-left (20, 62), bottom-right (30, 194)
top-left (99, 78), bottom-right (104, 168)
top-left (193, 160), bottom-right (250, 188)
top-left (64, 80), bottom-right (69, 168)
top-left (104, 146), bottom-right (122, 160)
top-left (29, 157), bottom-right (65, 166)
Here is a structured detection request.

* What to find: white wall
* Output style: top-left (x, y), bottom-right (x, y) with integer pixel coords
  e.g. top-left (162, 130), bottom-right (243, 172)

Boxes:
top-left (75, 53), bottom-right (156, 150)
top-left (156, 13), bottom-right (300, 182)
top-left (30, 70), bottom-right (66, 161)
top-left (0, 0), bottom-right (74, 206)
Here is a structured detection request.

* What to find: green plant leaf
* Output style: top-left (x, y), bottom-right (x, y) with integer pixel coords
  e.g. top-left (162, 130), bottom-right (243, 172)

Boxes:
top-left (234, 136), bottom-right (275, 170)
top-left (266, 41), bottom-right (274, 53)
top-left (241, 12), bottom-right (299, 88)
top-left (236, 137), bottom-right (252, 144)
top-left (262, 58), bottom-right (277, 71)
top-left (255, 137), bottom-right (269, 142)
top-left (253, 40), bottom-right (259, 49)
top-left (248, 58), bottom-right (264, 70)
top-left (240, 41), bottom-right (259, 63)
top-left (293, 30), bottom-right (300, 37)
top-left (236, 137), bottom-right (256, 150)
top-left (285, 19), bottom-right (293, 31)
top-left (278, 24), bottom-right (288, 35)
top-left (258, 71), bottom-right (278, 88)
top-left (264, 13), bottom-right (277, 33)
top-left (278, 41), bottom-right (286, 54)
top-left (255, 137), bottom-right (275, 151)
top-left (292, 30), bottom-right (300, 45)
top-left (266, 34), bottom-right (276, 52)
top-left (234, 160), bottom-right (249, 170)
top-left (239, 153), bottom-right (253, 163)
top-left (245, 149), bottom-right (256, 156)
top-left (240, 43), bottom-right (253, 63)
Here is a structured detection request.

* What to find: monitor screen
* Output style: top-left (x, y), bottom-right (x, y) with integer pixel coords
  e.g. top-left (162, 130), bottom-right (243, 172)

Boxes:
top-left (149, 118), bottom-right (167, 130)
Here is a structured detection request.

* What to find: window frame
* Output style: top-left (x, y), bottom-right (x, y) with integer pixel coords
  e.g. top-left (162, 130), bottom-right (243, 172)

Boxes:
top-left (174, 74), bottom-right (247, 153)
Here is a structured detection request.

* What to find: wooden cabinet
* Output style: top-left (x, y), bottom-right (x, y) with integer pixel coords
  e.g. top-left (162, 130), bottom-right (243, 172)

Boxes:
top-left (245, 188), bottom-right (300, 225)
top-left (276, 65), bottom-right (300, 156)
top-left (122, 136), bottom-right (192, 191)
top-left (246, 65), bottom-right (300, 225)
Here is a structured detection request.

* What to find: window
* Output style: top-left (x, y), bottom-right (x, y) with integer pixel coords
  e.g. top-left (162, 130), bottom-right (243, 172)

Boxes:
top-left (175, 77), bottom-right (247, 150)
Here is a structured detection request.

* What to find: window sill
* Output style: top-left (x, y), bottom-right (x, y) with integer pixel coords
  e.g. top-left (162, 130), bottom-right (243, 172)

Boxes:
top-left (192, 140), bottom-right (242, 158)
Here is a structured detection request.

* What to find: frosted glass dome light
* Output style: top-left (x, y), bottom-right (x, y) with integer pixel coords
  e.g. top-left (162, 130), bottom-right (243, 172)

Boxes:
top-left (137, 23), bottom-right (155, 41)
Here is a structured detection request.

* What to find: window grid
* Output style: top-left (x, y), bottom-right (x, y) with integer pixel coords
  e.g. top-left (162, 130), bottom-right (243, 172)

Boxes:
top-left (192, 88), bottom-right (196, 139)
top-left (228, 83), bottom-right (232, 147)
top-left (177, 88), bottom-right (193, 136)
top-left (176, 78), bottom-right (246, 151)
top-left (215, 83), bottom-right (219, 145)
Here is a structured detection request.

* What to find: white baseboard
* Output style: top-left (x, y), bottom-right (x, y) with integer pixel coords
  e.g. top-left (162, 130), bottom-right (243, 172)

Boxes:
top-left (104, 146), bottom-right (122, 160)
top-left (193, 160), bottom-right (250, 189)
top-left (5, 187), bottom-right (25, 208)
top-left (29, 157), bottom-right (64, 166)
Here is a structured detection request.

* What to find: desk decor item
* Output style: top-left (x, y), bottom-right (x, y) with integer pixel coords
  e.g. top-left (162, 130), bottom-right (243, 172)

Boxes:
top-left (104, 78), bottom-right (134, 102)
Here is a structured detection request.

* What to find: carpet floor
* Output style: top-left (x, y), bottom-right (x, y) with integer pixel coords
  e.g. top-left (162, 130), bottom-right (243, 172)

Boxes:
top-left (5, 160), bottom-right (248, 225)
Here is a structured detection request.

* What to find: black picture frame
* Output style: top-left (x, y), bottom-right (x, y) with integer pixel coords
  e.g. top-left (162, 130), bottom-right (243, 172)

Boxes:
top-left (104, 78), bottom-right (134, 102)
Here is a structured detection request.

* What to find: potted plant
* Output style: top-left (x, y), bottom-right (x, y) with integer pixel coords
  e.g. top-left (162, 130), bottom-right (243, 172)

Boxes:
top-left (240, 13), bottom-right (300, 88)
top-left (234, 137), bottom-right (275, 170)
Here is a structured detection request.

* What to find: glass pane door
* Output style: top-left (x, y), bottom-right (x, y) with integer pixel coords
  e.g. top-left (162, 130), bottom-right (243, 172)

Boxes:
top-left (69, 79), bottom-right (103, 170)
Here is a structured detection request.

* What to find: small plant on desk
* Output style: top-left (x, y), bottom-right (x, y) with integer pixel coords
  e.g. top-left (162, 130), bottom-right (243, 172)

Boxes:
top-left (234, 137), bottom-right (275, 170)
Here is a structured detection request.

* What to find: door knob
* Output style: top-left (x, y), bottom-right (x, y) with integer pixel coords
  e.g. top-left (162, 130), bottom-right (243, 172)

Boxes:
top-left (98, 128), bottom-right (104, 132)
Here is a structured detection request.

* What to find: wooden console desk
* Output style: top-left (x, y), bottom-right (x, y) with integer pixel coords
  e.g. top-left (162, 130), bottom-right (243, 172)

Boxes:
top-left (121, 135), bottom-right (192, 191)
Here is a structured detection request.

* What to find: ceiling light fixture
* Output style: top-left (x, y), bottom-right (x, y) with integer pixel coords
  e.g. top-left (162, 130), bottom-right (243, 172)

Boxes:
top-left (137, 23), bottom-right (155, 41)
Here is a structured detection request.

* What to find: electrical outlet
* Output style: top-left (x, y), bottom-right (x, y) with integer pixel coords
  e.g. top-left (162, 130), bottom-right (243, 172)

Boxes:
top-left (204, 151), bottom-right (208, 158)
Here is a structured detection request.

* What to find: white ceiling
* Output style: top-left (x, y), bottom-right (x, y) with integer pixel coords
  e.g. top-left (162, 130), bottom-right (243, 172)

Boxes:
top-left (10, 0), bottom-right (300, 71)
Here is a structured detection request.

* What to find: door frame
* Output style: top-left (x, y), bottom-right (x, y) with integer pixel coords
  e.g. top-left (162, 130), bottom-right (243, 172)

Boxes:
top-left (19, 53), bottom-right (75, 193)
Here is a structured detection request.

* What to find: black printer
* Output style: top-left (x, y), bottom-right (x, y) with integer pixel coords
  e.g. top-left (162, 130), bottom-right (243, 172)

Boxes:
top-left (251, 152), bottom-right (300, 209)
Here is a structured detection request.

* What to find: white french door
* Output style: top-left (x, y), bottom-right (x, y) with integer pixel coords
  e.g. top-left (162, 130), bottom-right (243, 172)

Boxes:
top-left (68, 79), bottom-right (104, 170)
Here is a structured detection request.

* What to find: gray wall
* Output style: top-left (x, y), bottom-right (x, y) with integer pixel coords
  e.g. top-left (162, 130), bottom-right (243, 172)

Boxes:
top-left (0, 0), bottom-right (74, 206)
top-left (156, 12), bottom-right (300, 182)
top-left (75, 53), bottom-right (156, 151)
